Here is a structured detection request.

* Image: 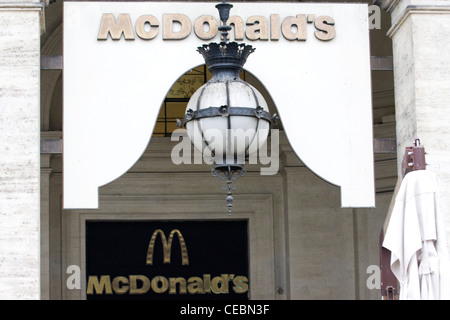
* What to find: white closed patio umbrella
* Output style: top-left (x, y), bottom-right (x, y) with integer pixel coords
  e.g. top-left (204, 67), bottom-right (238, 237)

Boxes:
top-left (383, 170), bottom-right (450, 299)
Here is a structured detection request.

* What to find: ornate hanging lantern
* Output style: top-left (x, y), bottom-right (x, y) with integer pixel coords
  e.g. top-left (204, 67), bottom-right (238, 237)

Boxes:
top-left (183, 0), bottom-right (272, 214)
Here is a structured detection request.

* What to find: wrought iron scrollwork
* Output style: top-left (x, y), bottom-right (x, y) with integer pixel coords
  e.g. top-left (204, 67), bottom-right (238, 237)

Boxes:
top-left (211, 165), bottom-right (247, 215)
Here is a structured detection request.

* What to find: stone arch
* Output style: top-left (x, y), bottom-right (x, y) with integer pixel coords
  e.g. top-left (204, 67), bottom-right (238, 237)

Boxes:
top-left (41, 22), bottom-right (62, 131)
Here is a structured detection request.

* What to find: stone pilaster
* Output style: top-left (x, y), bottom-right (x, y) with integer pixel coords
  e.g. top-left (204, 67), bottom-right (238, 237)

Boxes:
top-left (376, 0), bottom-right (450, 243)
top-left (0, 1), bottom-right (44, 299)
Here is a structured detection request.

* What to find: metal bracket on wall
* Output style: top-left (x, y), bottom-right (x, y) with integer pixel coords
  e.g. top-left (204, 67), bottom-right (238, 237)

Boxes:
top-left (41, 55), bottom-right (63, 70)
top-left (40, 139), bottom-right (62, 154)
top-left (370, 56), bottom-right (393, 71)
top-left (373, 138), bottom-right (397, 154)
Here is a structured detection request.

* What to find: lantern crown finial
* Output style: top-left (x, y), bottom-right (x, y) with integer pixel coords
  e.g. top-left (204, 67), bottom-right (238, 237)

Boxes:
top-left (197, 42), bottom-right (255, 73)
top-left (197, 1), bottom-right (255, 74)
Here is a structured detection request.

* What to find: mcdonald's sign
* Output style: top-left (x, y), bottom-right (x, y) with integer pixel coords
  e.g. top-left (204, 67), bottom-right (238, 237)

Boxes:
top-left (146, 229), bottom-right (189, 266)
top-left (86, 220), bottom-right (249, 300)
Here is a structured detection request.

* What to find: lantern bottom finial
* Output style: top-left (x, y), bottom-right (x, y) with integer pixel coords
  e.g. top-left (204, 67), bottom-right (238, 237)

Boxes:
top-left (211, 164), bottom-right (246, 215)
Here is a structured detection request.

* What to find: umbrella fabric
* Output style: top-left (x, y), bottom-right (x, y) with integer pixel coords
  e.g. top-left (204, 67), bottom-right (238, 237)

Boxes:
top-left (383, 170), bottom-right (450, 299)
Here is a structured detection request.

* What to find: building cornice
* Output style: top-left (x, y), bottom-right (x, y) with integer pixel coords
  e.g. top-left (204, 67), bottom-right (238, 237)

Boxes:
top-left (374, 1), bottom-right (450, 38)
top-left (387, 5), bottom-right (450, 38)
top-left (0, 2), bottom-right (45, 34)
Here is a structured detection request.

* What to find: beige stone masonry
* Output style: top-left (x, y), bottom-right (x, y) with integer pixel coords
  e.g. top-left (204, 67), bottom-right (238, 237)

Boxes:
top-left (0, 1), bottom-right (44, 299)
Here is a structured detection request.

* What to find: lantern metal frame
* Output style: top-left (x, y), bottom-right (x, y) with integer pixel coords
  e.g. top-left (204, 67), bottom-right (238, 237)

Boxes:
top-left (183, 0), bottom-right (275, 215)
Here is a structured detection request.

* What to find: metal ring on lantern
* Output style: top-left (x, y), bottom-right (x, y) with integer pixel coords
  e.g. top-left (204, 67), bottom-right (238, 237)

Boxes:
top-left (183, 106), bottom-right (271, 124)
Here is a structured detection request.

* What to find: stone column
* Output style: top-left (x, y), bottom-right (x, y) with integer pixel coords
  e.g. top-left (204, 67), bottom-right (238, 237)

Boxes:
top-left (40, 155), bottom-right (52, 300)
top-left (0, 1), bottom-right (44, 299)
top-left (375, 0), bottom-right (450, 241)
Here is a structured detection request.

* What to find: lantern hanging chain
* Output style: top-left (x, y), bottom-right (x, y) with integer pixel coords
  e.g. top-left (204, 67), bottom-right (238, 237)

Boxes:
top-left (216, 0), bottom-right (233, 43)
top-left (226, 81), bottom-right (232, 157)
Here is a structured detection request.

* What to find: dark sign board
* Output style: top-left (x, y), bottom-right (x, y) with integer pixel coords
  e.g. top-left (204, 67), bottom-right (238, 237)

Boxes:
top-left (86, 220), bottom-right (249, 300)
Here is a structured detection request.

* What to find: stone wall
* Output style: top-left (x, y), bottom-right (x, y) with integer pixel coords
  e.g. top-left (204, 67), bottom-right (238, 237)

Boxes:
top-left (0, 1), bottom-right (44, 299)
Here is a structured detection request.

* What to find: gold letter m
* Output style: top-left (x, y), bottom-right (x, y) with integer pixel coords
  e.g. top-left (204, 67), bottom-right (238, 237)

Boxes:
top-left (146, 229), bottom-right (189, 266)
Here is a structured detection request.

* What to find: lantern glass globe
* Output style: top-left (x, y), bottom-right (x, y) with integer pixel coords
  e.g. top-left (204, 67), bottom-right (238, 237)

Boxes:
top-left (185, 76), bottom-right (270, 168)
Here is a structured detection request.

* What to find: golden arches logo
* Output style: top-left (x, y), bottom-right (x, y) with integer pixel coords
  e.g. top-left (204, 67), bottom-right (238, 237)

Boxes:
top-left (146, 229), bottom-right (189, 266)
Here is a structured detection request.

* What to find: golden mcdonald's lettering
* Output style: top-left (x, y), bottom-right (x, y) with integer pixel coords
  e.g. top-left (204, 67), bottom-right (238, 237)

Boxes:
top-left (86, 274), bottom-right (249, 295)
top-left (146, 229), bottom-right (189, 266)
top-left (97, 13), bottom-right (336, 42)
top-left (86, 228), bottom-right (248, 296)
